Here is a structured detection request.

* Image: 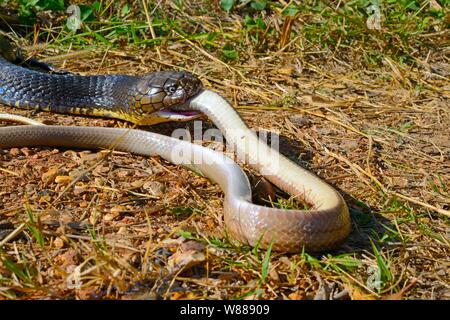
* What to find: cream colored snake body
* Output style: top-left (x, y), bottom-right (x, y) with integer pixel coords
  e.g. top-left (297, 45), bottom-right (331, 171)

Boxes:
top-left (0, 90), bottom-right (350, 252)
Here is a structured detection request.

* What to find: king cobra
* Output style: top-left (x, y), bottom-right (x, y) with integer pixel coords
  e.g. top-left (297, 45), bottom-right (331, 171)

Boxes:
top-left (0, 42), bottom-right (350, 252)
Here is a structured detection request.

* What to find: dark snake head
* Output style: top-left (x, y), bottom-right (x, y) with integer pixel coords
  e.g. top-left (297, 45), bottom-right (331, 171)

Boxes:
top-left (131, 71), bottom-right (203, 125)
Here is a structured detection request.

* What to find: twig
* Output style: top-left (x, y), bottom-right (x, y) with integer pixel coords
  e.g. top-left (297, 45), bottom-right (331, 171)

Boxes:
top-left (177, 34), bottom-right (247, 82)
top-left (0, 223), bottom-right (26, 247)
top-left (141, 0), bottom-right (161, 60)
top-left (392, 192), bottom-right (450, 218)
top-left (0, 167), bottom-right (20, 177)
top-left (296, 108), bottom-right (372, 140)
top-left (325, 149), bottom-right (450, 217)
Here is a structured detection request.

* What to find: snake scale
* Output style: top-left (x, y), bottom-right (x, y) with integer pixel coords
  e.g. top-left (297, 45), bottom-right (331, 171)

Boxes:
top-left (0, 40), bottom-right (350, 252)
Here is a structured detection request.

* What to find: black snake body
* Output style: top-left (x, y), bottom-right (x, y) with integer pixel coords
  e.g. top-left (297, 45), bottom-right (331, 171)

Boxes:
top-left (0, 52), bottom-right (202, 125)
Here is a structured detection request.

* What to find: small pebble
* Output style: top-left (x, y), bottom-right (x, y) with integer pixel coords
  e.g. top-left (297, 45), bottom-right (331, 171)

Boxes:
top-left (54, 237), bottom-right (65, 249)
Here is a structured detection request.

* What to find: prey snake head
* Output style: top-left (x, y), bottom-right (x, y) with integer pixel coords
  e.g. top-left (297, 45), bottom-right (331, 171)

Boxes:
top-left (130, 71), bottom-right (204, 125)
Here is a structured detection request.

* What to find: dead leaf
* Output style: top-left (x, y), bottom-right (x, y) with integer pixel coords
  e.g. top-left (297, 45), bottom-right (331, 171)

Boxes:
top-left (42, 167), bottom-right (59, 185)
top-left (142, 181), bottom-right (166, 196)
top-left (55, 175), bottom-right (72, 185)
top-left (288, 291), bottom-right (306, 300)
top-left (168, 241), bottom-right (206, 274)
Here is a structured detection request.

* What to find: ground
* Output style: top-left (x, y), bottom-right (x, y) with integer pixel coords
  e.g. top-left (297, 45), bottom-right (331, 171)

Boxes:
top-left (0, 1), bottom-right (449, 300)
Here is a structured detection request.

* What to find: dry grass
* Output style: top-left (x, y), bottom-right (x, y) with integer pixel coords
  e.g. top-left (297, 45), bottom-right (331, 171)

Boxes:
top-left (0, 1), bottom-right (449, 300)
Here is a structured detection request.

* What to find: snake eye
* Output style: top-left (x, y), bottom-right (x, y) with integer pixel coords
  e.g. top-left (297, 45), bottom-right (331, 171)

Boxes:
top-left (167, 85), bottom-right (177, 94)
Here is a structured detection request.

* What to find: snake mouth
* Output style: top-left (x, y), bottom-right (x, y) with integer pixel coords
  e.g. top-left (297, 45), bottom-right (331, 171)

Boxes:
top-left (152, 107), bottom-right (203, 121)
top-left (152, 92), bottom-right (204, 122)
